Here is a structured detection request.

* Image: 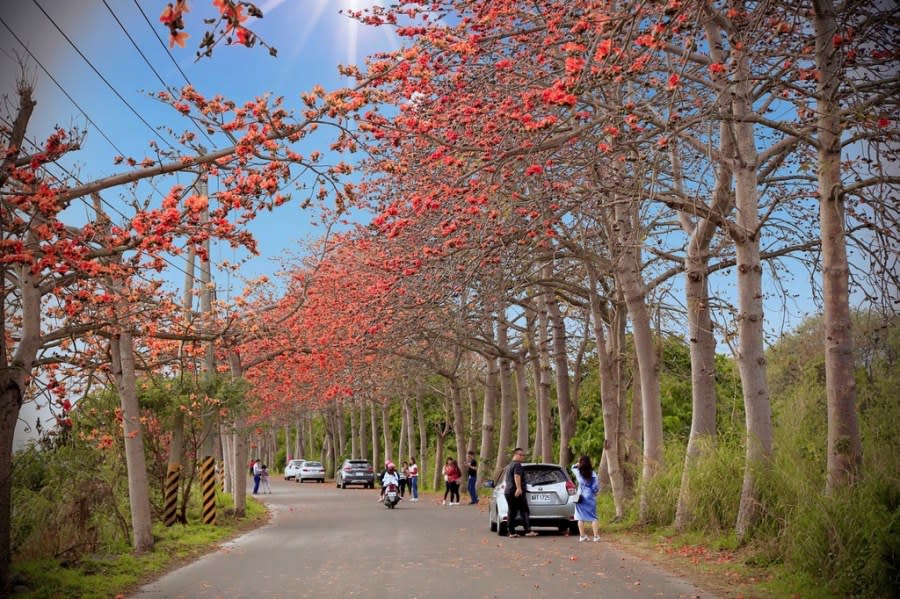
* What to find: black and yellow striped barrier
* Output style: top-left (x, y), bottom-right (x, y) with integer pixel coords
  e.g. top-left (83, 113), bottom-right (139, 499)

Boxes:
top-left (163, 463), bottom-right (181, 527)
top-left (201, 455), bottom-right (217, 525)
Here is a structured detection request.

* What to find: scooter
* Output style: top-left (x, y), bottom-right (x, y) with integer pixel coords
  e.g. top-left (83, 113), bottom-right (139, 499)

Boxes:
top-left (383, 483), bottom-right (400, 509)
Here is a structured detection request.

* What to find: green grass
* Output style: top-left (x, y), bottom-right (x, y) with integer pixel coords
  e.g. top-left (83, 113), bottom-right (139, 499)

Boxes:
top-left (10, 494), bottom-right (267, 598)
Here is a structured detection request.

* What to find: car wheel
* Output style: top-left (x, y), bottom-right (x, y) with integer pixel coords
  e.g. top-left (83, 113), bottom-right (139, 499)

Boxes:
top-left (341, 481), bottom-right (346, 489)
top-left (489, 510), bottom-right (497, 532)
top-left (569, 522), bottom-right (580, 535)
top-left (498, 518), bottom-right (508, 537)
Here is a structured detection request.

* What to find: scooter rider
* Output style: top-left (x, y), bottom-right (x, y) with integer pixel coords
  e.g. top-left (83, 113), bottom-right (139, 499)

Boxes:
top-left (378, 462), bottom-right (401, 502)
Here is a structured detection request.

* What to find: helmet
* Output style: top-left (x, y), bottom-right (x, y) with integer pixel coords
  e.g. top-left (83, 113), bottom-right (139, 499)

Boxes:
top-left (387, 461), bottom-right (395, 470)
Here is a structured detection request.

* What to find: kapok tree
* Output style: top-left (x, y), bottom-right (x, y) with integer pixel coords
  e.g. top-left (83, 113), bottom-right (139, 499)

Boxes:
top-left (0, 66), bottom-right (378, 586)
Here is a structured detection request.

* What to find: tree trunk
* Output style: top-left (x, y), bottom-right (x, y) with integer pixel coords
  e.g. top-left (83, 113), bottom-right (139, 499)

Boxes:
top-left (514, 356), bottom-right (530, 452)
top-left (226, 351), bottom-right (248, 516)
top-left (398, 401), bottom-right (407, 465)
top-left (294, 416), bottom-right (305, 460)
top-left (433, 427), bottom-right (447, 491)
top-left (628, 347), bottom-right (643, 481)
top-left (613, 200), bottom-right (663, 521)
top-left (331, 403), bottom-right (347, 460)
top-left (381, 403), bottom-right (393, 464)
top-left (814, 0), bottom-right (862, 492)
top-left (731, 45), bottom-right (774, 538)
top-left (415, 390), bottom-right (427, 487)
top-left (349, 404), bottom-right (359, 459)
top-left (466, 382), bottom-right (478, 454)
top-left (370, 400), bottom-right (380, 469)
top-left (358, 403), bottom-right (368, 461)
top-left (221, 428), bottom-right (233, 495)
top-left (481, 355), bottom-right (500, 480)
top-left (535, 296), bottom-right (554, 463)
top-left (674, 59), bottom-right (733, 524)
top-left (450, 378), bottom-right (466, 464)
top-left (403, 396), bottom-right (414, 462)
top-left (0, 376), bottom-right (26, 593)
top-left (497, 312), bottom-right (515, 461)
top-left (544, 270), bottom-right (577, 467)
top-left (323, 418), bottom-right (335, 478)
top-left (111, 333), bottom-right (154, 553)
top-left (0, 87), bottom-right (37, 593)
top-left (588, 268), bottom-right (627, 519)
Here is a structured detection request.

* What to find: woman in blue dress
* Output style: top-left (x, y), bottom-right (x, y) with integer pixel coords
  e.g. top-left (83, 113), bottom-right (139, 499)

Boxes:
top-left (571, 455), bottom-right (601, 542)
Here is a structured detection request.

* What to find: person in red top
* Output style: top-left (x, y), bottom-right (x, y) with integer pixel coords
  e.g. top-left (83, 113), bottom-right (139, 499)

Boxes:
top-left (443, 458), bottom-right (462, 505)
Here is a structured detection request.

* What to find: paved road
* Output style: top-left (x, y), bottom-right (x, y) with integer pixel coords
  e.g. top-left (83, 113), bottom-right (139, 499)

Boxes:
top-left (132, 478), bottom-right (714, 599)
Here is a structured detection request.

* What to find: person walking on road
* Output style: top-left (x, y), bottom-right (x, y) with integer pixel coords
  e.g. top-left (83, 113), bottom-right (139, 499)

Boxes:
top-left (443, 458), bottom-right (461, 505)
top-left (408, 457), bottom-right (419, 501)
top-left (571, 455), bottom-right (601, 542)
top-left (466, 451), bottom-right (479, 504)
top-left (505, 448), bottom-right (537, 537)
top-left (251, 458), bottom-right (262, 495)
top-left (260, 464), bottom-right (272, 494)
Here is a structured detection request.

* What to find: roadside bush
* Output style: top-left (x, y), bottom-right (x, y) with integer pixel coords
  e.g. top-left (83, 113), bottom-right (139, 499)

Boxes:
top-left (678, 434), bottom-right (743, 533)
top-left (758, 314), bottom-right (900, 597)
top-left (636, 441), bottom-right (685, 526)
top-left (12, 442), bottom-right (131, 562)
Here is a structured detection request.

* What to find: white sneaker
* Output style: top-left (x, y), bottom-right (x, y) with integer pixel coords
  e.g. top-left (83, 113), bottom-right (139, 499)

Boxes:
top-left (579, 536), bottom-right (588, 542)
top-left (442, 500), bottom-right (446, 505)
top-left (593, 536), bottom-right (601, 542)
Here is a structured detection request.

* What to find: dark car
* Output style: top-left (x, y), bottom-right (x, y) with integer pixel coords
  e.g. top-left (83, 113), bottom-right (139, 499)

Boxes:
top-left (336, 459), bottom-right (375, 488)
top-left (488, 463), bottom-right (578, 536)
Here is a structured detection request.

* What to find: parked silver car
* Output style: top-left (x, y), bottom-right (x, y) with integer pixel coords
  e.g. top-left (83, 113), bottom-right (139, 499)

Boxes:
top-left (296, 460), bottom-right (326, 483)
top-left (335, 459), bottom-right (375, 488)
top-left (284, 459), bottom-right (304, 480)
top-left (488, 463), bottom-right (578, 536)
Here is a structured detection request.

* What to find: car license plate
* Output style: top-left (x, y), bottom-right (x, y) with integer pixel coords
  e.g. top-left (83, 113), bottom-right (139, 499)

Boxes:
top-left (530, 493), bottom-right (553, 504)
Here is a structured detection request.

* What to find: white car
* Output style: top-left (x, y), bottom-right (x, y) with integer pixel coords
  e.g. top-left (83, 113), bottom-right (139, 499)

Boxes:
top-left (296, 460), bottom-right (326, 483)
top-left (488, 463), bottom-right (578, 536)
top-left (284, 459), bottom-right (304, 480)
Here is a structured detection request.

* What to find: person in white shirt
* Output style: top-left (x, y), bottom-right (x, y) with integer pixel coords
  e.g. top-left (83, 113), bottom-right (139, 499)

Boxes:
top-left (408, 457), bottom-right (419, 501)
top-left (252, 459), bottom-right (262, 495)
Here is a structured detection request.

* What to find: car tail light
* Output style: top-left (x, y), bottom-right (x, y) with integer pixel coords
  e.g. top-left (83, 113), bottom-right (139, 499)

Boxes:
top-left (367, 467), bottom-right (373, 472)
top-left (565, 480), bottom-right (576, 496)
top-left (343, 466), bottom-right (352, 472)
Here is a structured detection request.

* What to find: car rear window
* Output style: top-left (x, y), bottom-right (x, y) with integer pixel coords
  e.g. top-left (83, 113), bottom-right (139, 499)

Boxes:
top-left (523, 466), bottom-right (567, 486)
top-left (348, 460), bottom-right (370, 467)
top-left (304, 461), bottom-right (322, 467)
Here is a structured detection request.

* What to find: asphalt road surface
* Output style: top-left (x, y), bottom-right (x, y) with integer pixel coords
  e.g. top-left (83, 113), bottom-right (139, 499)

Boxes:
top-left (132, 478), bottom-right (715, 599)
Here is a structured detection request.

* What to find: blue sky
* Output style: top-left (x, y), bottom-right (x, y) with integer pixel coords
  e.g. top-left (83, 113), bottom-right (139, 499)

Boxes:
top-left (2, 0), bottom-right (402, 448)
top-left (0, 0), bottom-right (400, 282)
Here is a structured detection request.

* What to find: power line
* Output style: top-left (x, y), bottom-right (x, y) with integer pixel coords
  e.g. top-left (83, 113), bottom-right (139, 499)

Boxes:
top-left (0, 113), bottom-right (196, 281)
top-left (100, 0), bottom-right (170, 91)
top-left (0, 14), bottom-right (128, 157)
top-left (100, 0), bottom-right (217, 148)
top-left (30, 0), bottom-right (176, 151)
top-left (0, 14), bottom-right (190, 226)
top-left (131, 0), bottom-right (193, 87)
